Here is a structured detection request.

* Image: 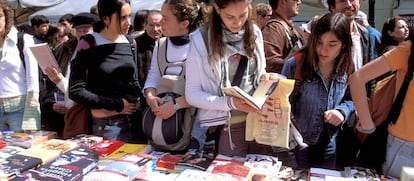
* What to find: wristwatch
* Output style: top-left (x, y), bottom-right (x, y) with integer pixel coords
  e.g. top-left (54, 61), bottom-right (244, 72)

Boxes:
top-left (172, 98), bottom-right (181, 111)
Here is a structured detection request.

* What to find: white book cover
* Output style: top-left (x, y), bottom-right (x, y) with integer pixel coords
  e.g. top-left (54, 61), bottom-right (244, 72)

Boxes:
top-left (29, 43), bottom-right (61, 74)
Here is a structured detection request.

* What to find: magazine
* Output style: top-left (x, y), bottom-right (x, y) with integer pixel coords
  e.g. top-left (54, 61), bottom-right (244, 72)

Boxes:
top-left (29, 43), bottom-right (61, 74)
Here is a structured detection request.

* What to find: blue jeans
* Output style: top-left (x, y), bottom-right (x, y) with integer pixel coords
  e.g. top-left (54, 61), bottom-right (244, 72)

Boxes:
top-left (295, 136), bottom-right (337, 169)
top-left (0, 104), bottom-right (24, 132)
top-left (92, 115), bottom-right (132, 143)
top-left (382, 134), bottom-right (414, 178)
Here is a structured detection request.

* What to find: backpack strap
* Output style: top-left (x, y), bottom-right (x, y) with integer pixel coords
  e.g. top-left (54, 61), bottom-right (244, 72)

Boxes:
top-left (17, 31), bottom-right (26, 70)
top-left (156, 37), bottom-right (186, 77)
top-left (386, 57), bottom-right (414, 124)
top-left (263, 19), bottom-right (296, 49)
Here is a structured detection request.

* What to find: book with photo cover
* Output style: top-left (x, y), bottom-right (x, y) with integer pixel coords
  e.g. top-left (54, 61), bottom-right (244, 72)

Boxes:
top-left (175, 151), bottom-right (214, 171)
top-left (0, 154), bottom-right (42, 180)
top-left (244, 154), bottom-right (282, 177)
top-left (206, 155), bottom-right (250, 180)
top-left (29, 43), bottom-right (61, 74)
top-left (155, 153), bottom-right (184, 171)
top-left (223, 78), bottom-right (280, 110)
top-left (68, 134), bottom-right (103, 148)
top-left (11, 169), bottom-right (64, 181)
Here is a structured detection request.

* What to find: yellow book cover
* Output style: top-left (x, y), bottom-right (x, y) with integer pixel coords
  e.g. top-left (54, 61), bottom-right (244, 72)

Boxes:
top-left (17, 139), bottom-right (78, 164)
top-left (105, 143), bottom-right (151, 159)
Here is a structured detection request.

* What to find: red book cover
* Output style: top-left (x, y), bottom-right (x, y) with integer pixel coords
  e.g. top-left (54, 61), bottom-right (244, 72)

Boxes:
top-left (155, 154), bottom-right (184, 170)
top-left (90, 140), bottom-right (124, 157)
top-left (207, 157), bottom-right (250, 179)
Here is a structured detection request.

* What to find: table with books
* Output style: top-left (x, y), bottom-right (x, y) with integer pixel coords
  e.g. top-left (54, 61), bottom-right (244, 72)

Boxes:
top-left (0, 130), bottom-right (405, 181)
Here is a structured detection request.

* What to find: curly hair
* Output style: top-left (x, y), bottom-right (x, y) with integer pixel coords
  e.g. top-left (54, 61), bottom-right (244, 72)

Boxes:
top-left (0, 1), bottom-right (14, 39)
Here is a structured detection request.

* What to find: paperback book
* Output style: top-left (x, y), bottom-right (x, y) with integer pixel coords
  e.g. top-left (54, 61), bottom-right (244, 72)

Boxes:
top-left (17, 139), bottom-right (78, 164)
top-left (175, 151), bottom-right (214, 171)
top-left (90, 140), bottom-right (124, 157)
top-left (0, 155), bottom-right (42, 180)
top-left (105, 143), bottom-right (151, 159)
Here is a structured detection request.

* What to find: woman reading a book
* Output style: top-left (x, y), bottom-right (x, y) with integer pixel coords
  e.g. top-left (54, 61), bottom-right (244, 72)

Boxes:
top-left (69, 0), bottom-right (143, 143)
top-left (185, 0), bottom-right (272, 157)
top-left (281, 13), bottom-right (355, 169)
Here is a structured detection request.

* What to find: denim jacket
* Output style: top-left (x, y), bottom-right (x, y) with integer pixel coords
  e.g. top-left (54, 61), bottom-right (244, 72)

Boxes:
top-left (281, 57), bottom-right (355, 145)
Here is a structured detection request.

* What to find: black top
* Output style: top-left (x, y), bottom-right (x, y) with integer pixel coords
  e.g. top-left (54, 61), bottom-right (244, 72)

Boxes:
top-left (69, 42), bottom-right (140, 112)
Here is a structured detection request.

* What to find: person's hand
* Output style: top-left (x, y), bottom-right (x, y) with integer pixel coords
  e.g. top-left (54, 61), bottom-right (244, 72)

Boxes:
top-left (324, 110), bottom-right (344, 126)
top-left (52, 103), bottom-right (67, 114)
top-left (152, 101), bottom-right (176, 119)
top-left (356, 120), bottom-right (376, 134)
top-left (260, 73), bottom-right (281, 82)
top-left (146, 95), bottom-right (162, 111)
top-left (232, 97), bottom-right (260, 113)
top-left (119, 99), bottom-right (137, 115)
top-left (45, 66), bottom-right (63, 84)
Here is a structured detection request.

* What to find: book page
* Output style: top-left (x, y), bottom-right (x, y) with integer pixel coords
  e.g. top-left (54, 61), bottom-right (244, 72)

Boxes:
top-left (29, 43), bottom-right (61, 74)
top-left (222, 79), bottom-right (279, 110)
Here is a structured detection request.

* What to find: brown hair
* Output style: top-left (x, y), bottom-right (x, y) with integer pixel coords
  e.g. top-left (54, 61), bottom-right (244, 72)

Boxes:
top-left (300, 12), bottom-right (353, 79)
top-left (209, 0), bottom-right (256, 60)
top-left (163, 0), bottom-right (209, 32)
top-left (0, 2), bottom-right (14, 39)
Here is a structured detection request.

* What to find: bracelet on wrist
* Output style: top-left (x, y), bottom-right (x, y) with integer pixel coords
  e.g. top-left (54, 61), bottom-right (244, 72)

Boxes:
top-left (359, 125), bottom-right (376, 134)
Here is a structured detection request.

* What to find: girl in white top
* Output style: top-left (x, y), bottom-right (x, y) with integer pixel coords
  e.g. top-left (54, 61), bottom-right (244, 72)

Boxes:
top-left (0, 2), bottom-right (40, 131)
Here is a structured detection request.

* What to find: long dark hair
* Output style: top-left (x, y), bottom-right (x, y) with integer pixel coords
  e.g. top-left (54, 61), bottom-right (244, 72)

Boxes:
top-left (209, 0), bottom-right (256, 61)
top-left (300, 12), bottom-right (353, 80)
top-left (379, 16), bottom-right (407, 54)
top-left (95, 0), bottom-right (130, 33)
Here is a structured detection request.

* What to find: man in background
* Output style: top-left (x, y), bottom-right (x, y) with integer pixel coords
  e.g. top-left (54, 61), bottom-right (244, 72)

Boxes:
top-left (135, 10), bottom-right (162, 88)
top-left (262, 0), bottom-right (304, 73)
top-left (255, 3), bottom-right (272, 29)
top-left (30, 15), bottom-right (49, 44)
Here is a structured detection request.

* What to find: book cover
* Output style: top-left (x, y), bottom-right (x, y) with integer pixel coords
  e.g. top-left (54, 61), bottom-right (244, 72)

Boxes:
top-left (223, 79), bottom-right (280, 110)
top-left (11, 169), bottom-right (64, 181)
top-left (175, 169), bottom-right (241, 181)
top-left (401, 166), bottom-right (414, 181)
top-left (37, 156), bottom-right (97, 181)
top-left (90, 140), bottom-right (124, 157)
top-left (309, 167), bottom-right (342, 181)
top-left (154, 153), bottom-right (184, 171)
top-left (206, 157), bottom-right (250, 180)
top-left (105, 143), bottom-right (151, 160)
top-left (0, 155), bottom-right (42, 179)
top-left (68, 134), bottom-right (103, 148)
top-left (244, 154), bottom-right (282, 177)
top-left (175, 151), bottom-right (214, 171)
top-left (84, 160), bottom-right (141, 181)
top-left (29, 43), bottom-right (61, 74)
top-left (0, 146), bottom-right (26, 160)
top-left (4, 132), bottom-right (46, 149)
top-left (342, 167), bottom-right (381, 181)
top-left (17, 139), bottom-right (78, 164)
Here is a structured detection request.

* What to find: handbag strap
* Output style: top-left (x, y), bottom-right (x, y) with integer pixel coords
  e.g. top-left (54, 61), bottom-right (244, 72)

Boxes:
top-left (386, 60), bottom-right (414, 124)
top-left (231, 55), bottom-right (248, 86)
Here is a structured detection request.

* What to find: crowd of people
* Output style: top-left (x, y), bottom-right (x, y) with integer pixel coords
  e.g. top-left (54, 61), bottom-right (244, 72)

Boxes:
top-left (0, 0), bottom-right (413, 179)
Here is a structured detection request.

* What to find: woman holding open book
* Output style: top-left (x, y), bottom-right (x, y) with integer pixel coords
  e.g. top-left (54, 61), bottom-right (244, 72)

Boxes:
top-left (281, 13), bottom-right (355, 169)
top-left (185, 0), bottom-right (271, 157)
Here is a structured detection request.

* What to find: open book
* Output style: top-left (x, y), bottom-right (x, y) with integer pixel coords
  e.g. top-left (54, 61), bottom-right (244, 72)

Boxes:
top-left (223, 79), bottom-right (279, 110)
top-left (29, 43), bottom-right (60, 74)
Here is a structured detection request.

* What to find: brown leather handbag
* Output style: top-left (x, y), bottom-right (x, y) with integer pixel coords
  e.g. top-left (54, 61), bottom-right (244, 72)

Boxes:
top-left (63, 104), bottom-right (90, 139)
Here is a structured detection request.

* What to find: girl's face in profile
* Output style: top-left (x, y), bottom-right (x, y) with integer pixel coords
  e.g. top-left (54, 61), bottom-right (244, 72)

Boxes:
top-left (389, 19), bottom-right (409, 43)
top-left (160, 4), bottom-right (189, 37)
top-left (316, 31), bottom-right (343, 64)
top-left (215, 2), bottom-right (250, 33)
top-left (106, 3), bottom-right (131, 35)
